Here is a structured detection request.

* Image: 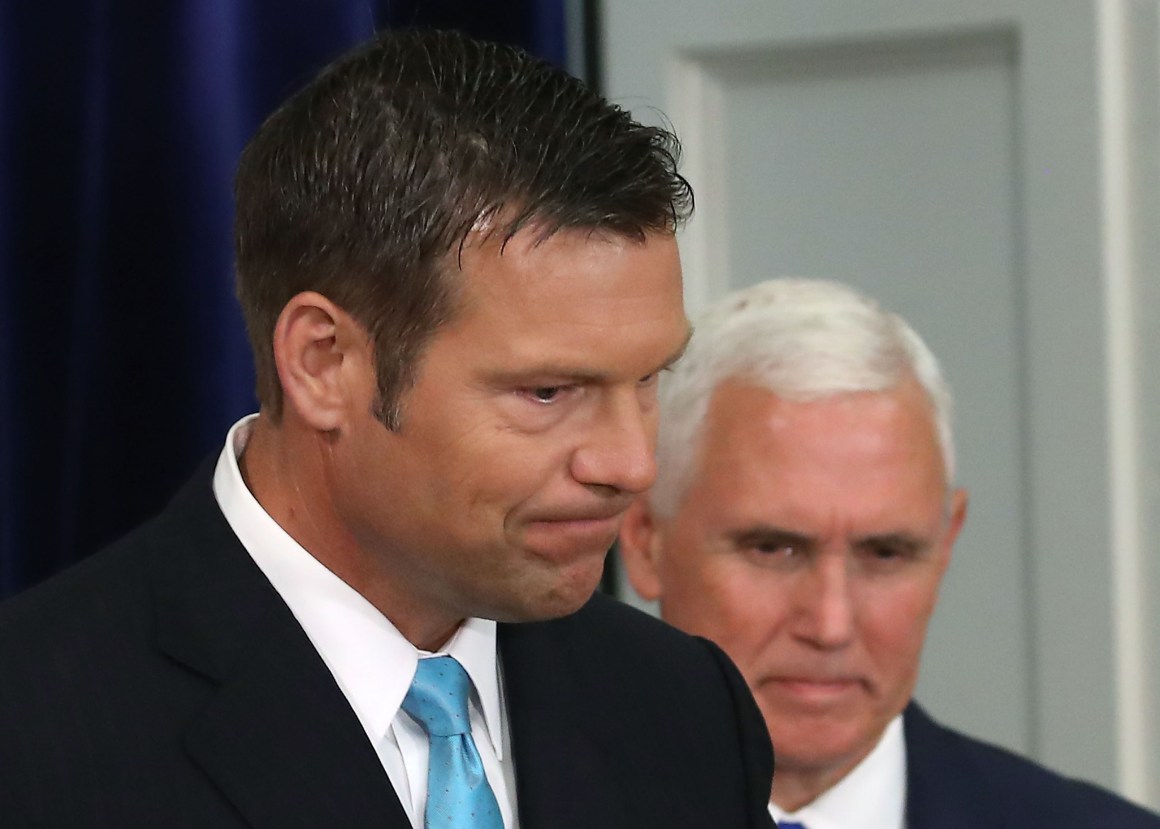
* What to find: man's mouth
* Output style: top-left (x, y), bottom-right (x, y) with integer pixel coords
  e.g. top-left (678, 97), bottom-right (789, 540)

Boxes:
top-left (766, 675), bottom-right (864, 705)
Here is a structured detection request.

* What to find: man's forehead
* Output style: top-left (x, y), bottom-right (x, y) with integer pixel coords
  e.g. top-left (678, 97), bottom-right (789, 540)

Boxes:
top-left (453, 225), bottom-right (680, 301)
top-left (712, 373), bottom-right (920, 405)
top-left (706, 377), bottom-right (937, 436)
top-left (695, 379), bottom-right (948, 496)
top-left (427, 225), bottom-right (686, 371)
top-left (456, 220), bottom-right (643, 263)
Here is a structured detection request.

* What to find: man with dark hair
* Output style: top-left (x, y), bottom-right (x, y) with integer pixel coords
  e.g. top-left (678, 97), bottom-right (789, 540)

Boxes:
top-left (0, 30), bottom-right (774, 828)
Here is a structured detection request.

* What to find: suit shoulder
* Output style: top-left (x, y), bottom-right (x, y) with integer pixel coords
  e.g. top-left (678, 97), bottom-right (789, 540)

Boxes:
top-left (0, 523), bottom-right (172, 709)
top-left (906, 705), bottom-right (1160, 825)
top-left (0, 458), bottom-right (218, 644)
top-left (541, 590), bottom-right (723, 665)
top-left (500, 592), bottom-right (774, 826)
top-left (0, 518), bottom-right (158, 637)
top-left (502, 590), bottom-right (757, 722)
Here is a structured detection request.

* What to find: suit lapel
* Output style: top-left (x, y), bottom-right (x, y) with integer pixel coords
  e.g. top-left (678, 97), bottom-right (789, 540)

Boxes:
top-left (148, 467), bottom-right (411, 829)
top-left (181, 637), bottom-right (409, 829)
top-left (499, 618), bottom-right (630, 829)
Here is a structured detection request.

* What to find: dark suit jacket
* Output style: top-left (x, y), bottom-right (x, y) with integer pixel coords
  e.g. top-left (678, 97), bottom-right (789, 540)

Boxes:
top-left (0, 464), bottom-right (774, 828)
top-left (905, 703), bottom-right (1160, 827)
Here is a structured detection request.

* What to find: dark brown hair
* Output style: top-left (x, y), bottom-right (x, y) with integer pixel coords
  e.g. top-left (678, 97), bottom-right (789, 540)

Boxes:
top-left (235, 28), bottom-right (692, 428)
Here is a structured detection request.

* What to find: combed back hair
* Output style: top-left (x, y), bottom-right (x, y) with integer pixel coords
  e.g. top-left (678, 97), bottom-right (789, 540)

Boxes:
top-left (235, 28), bottom-right (693, 428)
top-left (650, 278), bottom-right (955, 518)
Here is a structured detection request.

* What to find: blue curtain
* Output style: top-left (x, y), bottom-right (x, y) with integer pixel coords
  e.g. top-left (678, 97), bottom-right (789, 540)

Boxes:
top-left (0, 0), bottom-right (569, 598)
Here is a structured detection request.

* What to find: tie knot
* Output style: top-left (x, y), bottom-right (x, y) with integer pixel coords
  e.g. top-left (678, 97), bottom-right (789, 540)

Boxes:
top-left (401, 656), bottom-right (474, 737)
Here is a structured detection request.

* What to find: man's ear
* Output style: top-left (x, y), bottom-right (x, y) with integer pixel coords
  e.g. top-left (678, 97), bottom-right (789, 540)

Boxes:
top-left (937, 487), bottom-right (969, 574)
top-left (272, 291), bottom-right (372, 432)
top-left (618, 496), bottom-right (666, 602)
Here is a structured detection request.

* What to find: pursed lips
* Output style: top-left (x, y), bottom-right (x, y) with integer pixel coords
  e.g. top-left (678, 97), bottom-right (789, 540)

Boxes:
top-left (763, 674), bottom-right (867, 704)
top-left (527, 499), bottom-right (635, 525)
top-left (518, 502), bottom-right (632, 560)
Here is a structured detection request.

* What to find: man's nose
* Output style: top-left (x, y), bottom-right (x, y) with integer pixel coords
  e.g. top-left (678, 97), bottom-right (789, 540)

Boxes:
top-left (791, 554), bottom-right (856, 650)
top-left (569, 390), bottom-right (657, 495)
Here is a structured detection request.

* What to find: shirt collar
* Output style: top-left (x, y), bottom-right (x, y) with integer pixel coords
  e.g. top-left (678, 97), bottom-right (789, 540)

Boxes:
top-left (211, 414), bottom-right (506, 759)
top-left (770, 714), bottom-right (906, 829)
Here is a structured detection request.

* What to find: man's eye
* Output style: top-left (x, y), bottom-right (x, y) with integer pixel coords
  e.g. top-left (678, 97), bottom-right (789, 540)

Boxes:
top-left (742, 540), bottom-right (807, 571)
top-left (867, 543), bottom-right (919, 562)
top-left (742, 542), bottom-right (798, 561)
top-left (858, 543), bottom-right (921, 572)
top-left (753, 542), bottom-right (799, 558)
top-left (529, 386), bottom-right (562, 403)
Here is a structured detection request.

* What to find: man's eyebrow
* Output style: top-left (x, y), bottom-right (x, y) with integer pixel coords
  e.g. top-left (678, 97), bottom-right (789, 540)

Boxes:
top-left (484, 370), bottom-right (596, 388)
top-left (486, 325), bottom-right (694, 386)
top-left (851, 532), bottom-right (927, 552)
top-left (727, 524), bottom-right (815, 551)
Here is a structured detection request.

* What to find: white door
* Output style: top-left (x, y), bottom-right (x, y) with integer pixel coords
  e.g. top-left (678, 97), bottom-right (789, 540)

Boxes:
top-left (602, 0), bottom-right (1160, 806)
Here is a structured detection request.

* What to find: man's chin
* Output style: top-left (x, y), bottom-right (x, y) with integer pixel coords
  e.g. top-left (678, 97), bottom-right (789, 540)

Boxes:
top-left (489, 559), bottom-right (606, 623)
top-left (766, 719), bottom-right (882, 778)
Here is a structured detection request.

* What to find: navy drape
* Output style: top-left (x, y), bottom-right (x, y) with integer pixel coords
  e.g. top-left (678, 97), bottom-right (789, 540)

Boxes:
top-left (0, 1), bottom-right (569, 598)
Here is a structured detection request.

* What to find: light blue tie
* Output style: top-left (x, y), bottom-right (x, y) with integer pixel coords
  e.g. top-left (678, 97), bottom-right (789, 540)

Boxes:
top-left (401, 656), bottom-right (504, 829)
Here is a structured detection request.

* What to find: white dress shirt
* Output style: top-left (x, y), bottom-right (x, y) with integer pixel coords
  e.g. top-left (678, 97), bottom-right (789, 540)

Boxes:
top-left (212, 415), bottom-right (519, 829)
top-left (769, 715), bottom-right (906, 829)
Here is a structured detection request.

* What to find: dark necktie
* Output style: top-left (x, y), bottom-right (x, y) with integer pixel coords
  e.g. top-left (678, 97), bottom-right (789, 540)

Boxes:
top-left (401, 656), bottom-right (504, 829)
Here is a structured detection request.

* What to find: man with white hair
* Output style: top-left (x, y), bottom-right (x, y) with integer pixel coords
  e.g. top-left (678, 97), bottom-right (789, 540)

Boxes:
top-left (619, 278), bottom-right (1160, 828)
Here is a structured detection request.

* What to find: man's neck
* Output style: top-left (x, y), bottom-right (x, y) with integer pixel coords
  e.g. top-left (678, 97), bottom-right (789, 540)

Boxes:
top-left (770, 717), bottom-right (907, 829)
top-left (238, 414), bottom-right (464, 651)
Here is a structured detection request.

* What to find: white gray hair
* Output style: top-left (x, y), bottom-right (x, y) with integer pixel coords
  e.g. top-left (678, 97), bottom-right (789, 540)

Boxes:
top-left (650, 278), bottom-right (955, 517)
